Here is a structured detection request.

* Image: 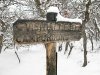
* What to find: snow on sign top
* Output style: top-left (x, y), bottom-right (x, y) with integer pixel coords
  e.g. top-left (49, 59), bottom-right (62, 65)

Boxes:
top-left (47, 6), bottom-right (59, 13)
top-left (47, 6), bottom-right (82, 24)
top-left (57, 13), bottom-right (82, 24)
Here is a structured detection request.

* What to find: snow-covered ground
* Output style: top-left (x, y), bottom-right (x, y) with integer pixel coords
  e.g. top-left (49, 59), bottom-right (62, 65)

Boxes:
top-left (0, 39), bottom-right (100, 75)
top-left (57, 40), bottom-right (100, 75)
top-left (0, 44), bottom-right (46, 75)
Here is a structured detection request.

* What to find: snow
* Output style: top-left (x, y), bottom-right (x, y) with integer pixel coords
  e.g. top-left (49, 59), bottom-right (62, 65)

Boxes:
top-left (57, 40), bottom-right (100, 75)
top-left (0, 2), bottom-right (4, 8)
top-left (47, 6), bottom-right (82, 24)
top-left (0, 39), bottom-right (100, 75)
top-left (57, 13), bottom-right (82, 24)
top-left (8, 5), bottom-right (17, 12)
top-left (0, 44), bottom-right (46, 75)
top-left (0, 32), bottom-right (3, 35)
top-left (47, 6), bottom-right (59, 13)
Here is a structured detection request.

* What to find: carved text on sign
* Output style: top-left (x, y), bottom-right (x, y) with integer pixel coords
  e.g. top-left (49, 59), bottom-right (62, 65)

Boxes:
top-left (13, 20), bottom-right (82, 44)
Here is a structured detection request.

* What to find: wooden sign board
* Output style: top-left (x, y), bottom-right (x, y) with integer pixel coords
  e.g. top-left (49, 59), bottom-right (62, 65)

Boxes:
top-left (13, 20), bottom-right (82, 44)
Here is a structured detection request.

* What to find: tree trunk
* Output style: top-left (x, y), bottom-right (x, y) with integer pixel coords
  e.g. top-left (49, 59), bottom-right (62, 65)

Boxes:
top-left (34, 0), bottom-right (45, 17)
top-left (82, 0), bottom-right (91, 67)
top-left (67, 43), bottom-right (74, 57)
top-left (0, 36), bottom-right (3, 53)
top-left (88, 31), bottom-right (94, 51)
top-left (15, 51), bottom-right (20, 63)
top-left (58, 44), bottom-right (62, 52)
top-left (90, 37), bottom-right (93, 50)
top-left (0, 45), bottom-right (2, 53)
top-left (45, 42), bottom-right (57, 75)
top-left (64, 41), bottom-right (69, 54)
top-left (82, 32), bottom-right (87, 67)
top-left (93, 19), bottom-right (100, 41)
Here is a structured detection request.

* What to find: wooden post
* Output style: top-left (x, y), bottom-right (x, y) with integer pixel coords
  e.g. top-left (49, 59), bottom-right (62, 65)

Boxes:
top-left (45, 42), bottom-right (57, 75)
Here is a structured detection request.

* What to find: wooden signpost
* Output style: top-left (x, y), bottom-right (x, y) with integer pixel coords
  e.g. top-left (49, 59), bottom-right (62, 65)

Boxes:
top-left (45, 42), bottom-right (57, 75)
top-left (13, 19), bottom-right (82, 75)
top-left (13, 20), bottom-right (82, 43)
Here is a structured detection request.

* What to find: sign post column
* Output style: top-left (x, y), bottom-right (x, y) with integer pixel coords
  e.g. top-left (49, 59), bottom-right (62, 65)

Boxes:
top-left (45, 42), bottom-right (57, 75)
